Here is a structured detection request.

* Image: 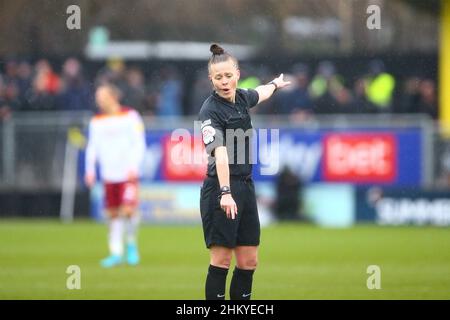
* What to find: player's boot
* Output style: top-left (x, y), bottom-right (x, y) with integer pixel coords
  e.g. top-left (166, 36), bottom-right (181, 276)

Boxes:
top-left (100, 254), bottom-right (123, 268)
top-left (126, 243), bottom-right (140, 266)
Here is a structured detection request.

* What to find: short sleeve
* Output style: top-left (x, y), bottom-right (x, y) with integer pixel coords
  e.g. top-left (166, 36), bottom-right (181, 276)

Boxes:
top-left (198, 107), bottom-right (225, 156)
top-left (242, 88), bottom-right (259, 109)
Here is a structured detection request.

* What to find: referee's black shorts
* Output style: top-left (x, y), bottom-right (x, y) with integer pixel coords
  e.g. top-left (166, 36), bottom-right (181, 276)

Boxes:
top-left (199, 175), bottom-right (260, 249)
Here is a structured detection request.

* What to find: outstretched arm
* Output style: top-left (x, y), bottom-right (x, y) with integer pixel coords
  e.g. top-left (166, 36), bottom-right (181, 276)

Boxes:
top-left (255, 73), bottom-right (291, 104)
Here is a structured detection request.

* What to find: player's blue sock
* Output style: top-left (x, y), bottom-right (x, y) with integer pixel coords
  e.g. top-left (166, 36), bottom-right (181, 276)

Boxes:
top-left (126, 242), bottom-right (140, 266)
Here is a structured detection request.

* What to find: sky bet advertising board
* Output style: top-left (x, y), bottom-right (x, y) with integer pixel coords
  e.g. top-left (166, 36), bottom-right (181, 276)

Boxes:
top-left (80, 126), bottom-right (423, 187)
top-left (132, 127), bottom-right (422, 186)
top-left (81, 126), bottom-right (423, 223)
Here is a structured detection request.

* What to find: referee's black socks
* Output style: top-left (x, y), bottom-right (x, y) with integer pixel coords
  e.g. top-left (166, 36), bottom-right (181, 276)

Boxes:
top-left (230, 267), bottom-right (255, 300)
top-left (205, 265), bottom-right (228, 300)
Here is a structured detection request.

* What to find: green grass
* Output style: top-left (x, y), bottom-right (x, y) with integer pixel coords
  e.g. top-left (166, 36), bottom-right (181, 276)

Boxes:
top-left (0, 220), bottom-right (449, 299)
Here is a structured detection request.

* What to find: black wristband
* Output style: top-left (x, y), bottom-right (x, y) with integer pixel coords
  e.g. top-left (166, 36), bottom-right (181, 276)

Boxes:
top-left (218, 186), bottom-right (231, 200)
top-left (220, 186), bottom-right (231, 194)
top-left (268, 81), bottom-right (278, 92)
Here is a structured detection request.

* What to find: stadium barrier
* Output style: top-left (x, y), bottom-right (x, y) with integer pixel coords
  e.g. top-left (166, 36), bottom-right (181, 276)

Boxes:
top-left (2, 111), bottom-right (448, 226)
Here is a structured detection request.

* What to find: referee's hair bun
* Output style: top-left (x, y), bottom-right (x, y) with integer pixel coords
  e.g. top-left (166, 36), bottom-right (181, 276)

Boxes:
top-left (210, 44), bottom-right (225, 55)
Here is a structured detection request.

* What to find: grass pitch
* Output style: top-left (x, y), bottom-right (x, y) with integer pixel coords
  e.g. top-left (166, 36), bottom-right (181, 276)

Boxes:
top-left (0, 220), bottom-right (449, 299)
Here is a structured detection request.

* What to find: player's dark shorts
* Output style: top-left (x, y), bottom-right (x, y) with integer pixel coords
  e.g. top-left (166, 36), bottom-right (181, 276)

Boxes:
top-left (199, 175), bottom-right (260, 249)
top-left (104, 180), bottom-right (138, 209)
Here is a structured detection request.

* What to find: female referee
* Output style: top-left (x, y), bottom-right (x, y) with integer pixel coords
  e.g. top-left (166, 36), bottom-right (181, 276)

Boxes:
top-left (198, 44), bottom-right (291, 300)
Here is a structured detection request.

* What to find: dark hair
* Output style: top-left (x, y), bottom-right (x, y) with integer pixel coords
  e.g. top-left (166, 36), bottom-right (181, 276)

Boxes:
top-left (96, 83), bottom-right (122, 99)
top-left (208, 43), bottom-right (238, 73)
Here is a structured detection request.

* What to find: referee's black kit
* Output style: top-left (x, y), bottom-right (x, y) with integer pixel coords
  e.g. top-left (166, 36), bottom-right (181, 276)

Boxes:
top-left (198, 88), bottom-right (261, 248)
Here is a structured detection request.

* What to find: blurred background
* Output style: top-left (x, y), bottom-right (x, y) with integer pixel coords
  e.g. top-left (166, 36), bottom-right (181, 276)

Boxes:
top-left (0, 0), bottom-right (449, 299)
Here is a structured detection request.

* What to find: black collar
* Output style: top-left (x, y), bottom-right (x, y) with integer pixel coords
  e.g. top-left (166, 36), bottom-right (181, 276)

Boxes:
top-left (212, 90), bottom-right (237, 108)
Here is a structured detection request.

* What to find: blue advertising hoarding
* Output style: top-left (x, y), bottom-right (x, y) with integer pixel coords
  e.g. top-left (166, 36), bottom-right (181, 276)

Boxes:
top-left (79, 126), bottom-right (424, 186)
top-left (80, 125), bottom-right (426, 223)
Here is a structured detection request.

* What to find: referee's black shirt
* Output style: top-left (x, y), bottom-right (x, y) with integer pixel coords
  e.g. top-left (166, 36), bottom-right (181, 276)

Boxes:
top-left (198, 88), bottom-right (259, 177)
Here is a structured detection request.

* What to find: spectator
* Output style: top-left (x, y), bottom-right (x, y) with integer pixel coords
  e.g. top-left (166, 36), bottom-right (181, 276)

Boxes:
top-left (334, 86), bottom-right (354, 113)
top-left (95, 57), bottom-right (127, 91)
top-left (1, 60), bottom-right (23, 114)
top-left (309, 61), bottom-right (344, 114)
top-left (189, 68), bottom-right (211, 115)
top-left (415, 79), bottom-right (438, 119)
top-left (399, 77), bottom-right (420, 114)
top-left (58, 57), bottom-right (94, 111)
top-left (399, 77), bottom-right (437, 119)
top-left (35, 59), bottom-right (61, 95)
top-left (238, 64), bottom-right (261, 89)
top-left (350, 78), bottom-right (374, 113)
top-left (365, 59), bottom-right (396, 113)
top-left (270, 74), bottom-right (293, 115)
top-left (0, 76), bottom-right (12, 120)
top-left (27, 59), bottom-right (61, 110)
top-left (155, 66), bottom-right (183, 117)
top-left (281, 63), bottom-right (313, 115)
top-left (3, 59), bottom-right (19, 84)
top-left (0, 76), bottom-right (20, 119)
top-left (16, 61), bottom-right (33, 110)
top-left (4, 82), bottom-right (20, 110)
top-left (122, 67), bottom-right (148, 115)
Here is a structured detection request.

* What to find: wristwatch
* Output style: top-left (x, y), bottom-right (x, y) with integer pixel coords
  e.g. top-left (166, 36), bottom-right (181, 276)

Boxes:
top-left (218, 186), bottom-right (231, 201)
top-left (220, 186), bottom-right (231, 195)
top-left (268, 80), bottom-right (278, 92)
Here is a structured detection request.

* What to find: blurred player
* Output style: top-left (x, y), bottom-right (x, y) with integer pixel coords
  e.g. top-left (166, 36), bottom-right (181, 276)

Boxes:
top-left (85, 84), bottom-right (146, 268)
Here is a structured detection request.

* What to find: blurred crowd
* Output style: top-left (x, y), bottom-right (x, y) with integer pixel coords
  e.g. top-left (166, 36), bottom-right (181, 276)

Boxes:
top-left (249, 60), bottom-right (438, 121)
top-left (0, 57), bottom-right (438, 121)
top-left (0, 58), bottom-right (94, 119)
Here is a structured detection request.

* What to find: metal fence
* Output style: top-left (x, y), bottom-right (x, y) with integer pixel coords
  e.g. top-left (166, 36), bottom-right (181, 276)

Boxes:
top-left (0, 112), bottom-right (91, 190)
